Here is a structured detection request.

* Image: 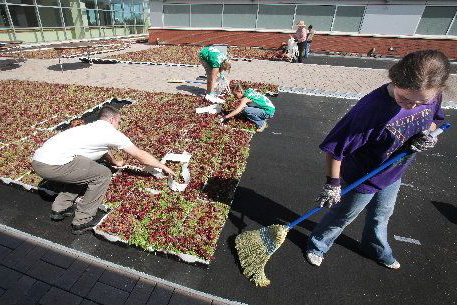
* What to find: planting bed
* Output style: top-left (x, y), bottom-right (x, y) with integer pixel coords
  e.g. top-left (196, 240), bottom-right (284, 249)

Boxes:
top-left (0, 79), bottom-right (277, 264)
top-left (105, 45), bottom-right (281, 64)
top-left (0, 39), bottom-right (129, 59)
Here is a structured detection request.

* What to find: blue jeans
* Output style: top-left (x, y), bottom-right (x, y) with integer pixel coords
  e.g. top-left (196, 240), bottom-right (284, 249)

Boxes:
top-left (304, 42), bottom-right (311, 58)
top-left (307, 179), bottom-right (401, 265)
top-left (243, 107), bottom-right (272, 128)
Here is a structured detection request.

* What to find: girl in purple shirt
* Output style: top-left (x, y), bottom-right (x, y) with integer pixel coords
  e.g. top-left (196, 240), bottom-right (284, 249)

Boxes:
top-left (306, 50), bottom-right (450, 269)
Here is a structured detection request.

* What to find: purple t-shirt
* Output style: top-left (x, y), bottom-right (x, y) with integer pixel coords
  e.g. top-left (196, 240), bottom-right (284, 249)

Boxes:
top-left (320, 84), bottom-right (444, 193)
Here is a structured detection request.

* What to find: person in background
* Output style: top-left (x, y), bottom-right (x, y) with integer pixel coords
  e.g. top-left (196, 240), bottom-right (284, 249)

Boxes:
top-left (221, 83), bottom-right (275, 133)
top-left (270, 42), bottom-right (291, 62)
top-left (292, 20), bottom-right (308, 63)
top-left (304, 25), bottom-right (315, 59)
top-left (31, 106), bottom-right (176, 235)
top-left (305, 50), bottom-right (450, 270)
top-left (199, 46), bottom-right (231, 97)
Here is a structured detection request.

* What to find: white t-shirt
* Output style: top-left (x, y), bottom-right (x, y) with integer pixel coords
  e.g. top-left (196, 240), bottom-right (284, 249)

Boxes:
top-left (33, 120), bottom-right (134, 165)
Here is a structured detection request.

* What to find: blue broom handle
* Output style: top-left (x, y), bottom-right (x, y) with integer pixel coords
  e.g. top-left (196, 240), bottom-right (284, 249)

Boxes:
top-left (287, 123), bottom-right (451, 229)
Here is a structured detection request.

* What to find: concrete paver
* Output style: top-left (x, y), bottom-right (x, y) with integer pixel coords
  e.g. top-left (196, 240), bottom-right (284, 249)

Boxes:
top-left (2, 43), bottom-right (456, 102)
top-left (0, 225), bottom-right (242, 305)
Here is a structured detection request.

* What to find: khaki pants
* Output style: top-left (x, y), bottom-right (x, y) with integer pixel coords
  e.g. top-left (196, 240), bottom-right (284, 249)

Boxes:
top-left (32, 156), bottom-right (112, 225)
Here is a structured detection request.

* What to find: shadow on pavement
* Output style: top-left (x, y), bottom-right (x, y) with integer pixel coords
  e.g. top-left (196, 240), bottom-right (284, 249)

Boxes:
top-left (176, 84), bottom-right (205, 96)
top-left (431, 201), bottom-right (457, 225)
top-left (0, 59), bottom-right (24, 71)
top-left (229, 186), bottom-right (363, 257)
top-left (47, 62), bottom-right (91, 71)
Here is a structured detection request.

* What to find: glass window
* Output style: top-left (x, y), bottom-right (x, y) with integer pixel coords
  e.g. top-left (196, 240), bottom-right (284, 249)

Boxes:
top-left (97, 0), bottom-right (110, 10)
top-left (126, 25), bottom-right (135, 34)
top-left (296, 5), bottom-right (336, 31)
top-left (134, 11), bottom-right (142, 25)
top-left (1, 4), bottom-right (10, 27)
top-left (9, 5), bottom-right (39, 27)
top-left (38, 7), bottom-right (62, 27)
top-left (123, 0), bottom-right (132, 13)
top-left (36, 0), bottom-right (59, 7)
top-left (332, 6), bottom-right (365, 32)
top-left (66, 26), bottom-right (86, 39)
top-left (257, 4), bottom-right (295, 29)
top-left (86, 8), bottom-right (97, 25)
top-left (223, 4), bottom-right (256, 28)
top-left (113, 10), bottom-right (123, 25)
top-left (81, 0), bottom-right (95, 10)
top-left (62, 7), bottom-right (84, 26)
top-left (6, 0), bottom-right (34, 5)
top-left (133, 3), bottom-right (141, 13)
top-left (448, 17), bottom-right (457, 35)
top-left (99, 10), bottom-right (112, 26)
top-left (124, 9), bottom-right (134, 25)
top-left (416, 6), bottom-right (457, 35)
top-left (60, 0), bottom-right (80, 8)
top-left (163, 4), bottom-right (189, 27)
top-left (191, 4), bottom-right (222, 28)
top-left (14, 28), bottom-right (43, 42)
top-left (110, 0), bottom-right (122, 11)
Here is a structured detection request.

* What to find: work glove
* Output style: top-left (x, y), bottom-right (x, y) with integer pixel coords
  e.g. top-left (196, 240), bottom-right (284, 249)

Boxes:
top-left (409, 130), bottom-right (438, 152)
top-left (315, 177), bottom-right (341, 208)
top-left (219, 117), bottom-right (227, 123)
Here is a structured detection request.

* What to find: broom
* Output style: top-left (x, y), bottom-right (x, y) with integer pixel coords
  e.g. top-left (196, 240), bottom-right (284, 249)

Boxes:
top-left (235, 123), bottom-right (451, 287)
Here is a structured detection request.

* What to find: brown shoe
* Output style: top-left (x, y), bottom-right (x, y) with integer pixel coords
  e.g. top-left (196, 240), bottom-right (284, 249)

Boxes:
top-left (256, 122), bottom-right (268, 133)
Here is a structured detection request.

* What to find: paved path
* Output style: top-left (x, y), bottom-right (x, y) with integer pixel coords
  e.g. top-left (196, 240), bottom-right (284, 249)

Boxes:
top-left (1, 43), bottom-right (456, 102)
top-left (0, 225), bottom-right (243, 305)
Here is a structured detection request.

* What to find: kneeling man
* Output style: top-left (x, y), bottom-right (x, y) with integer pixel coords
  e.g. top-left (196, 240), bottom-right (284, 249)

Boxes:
top-left (32, 105), bottom-right (175, 234)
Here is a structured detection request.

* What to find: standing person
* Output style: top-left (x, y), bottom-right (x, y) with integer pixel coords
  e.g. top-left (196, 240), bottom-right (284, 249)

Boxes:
top-left (221, 83), bottom-right (275, 132)
top-left (305, 50), bottom-right (450, 269)
top-left (293, 20), bottom-right (308, 63)
top-left (199, 46), bottom-right (231, 97)
top-left (31, 106), bottom-right (176, 235)
top-left (304, 25), bottom-right (315, 59)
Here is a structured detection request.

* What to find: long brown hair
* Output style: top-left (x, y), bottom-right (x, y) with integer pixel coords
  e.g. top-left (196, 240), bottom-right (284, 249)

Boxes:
top-left (388, 50), bottom-right (450, 90)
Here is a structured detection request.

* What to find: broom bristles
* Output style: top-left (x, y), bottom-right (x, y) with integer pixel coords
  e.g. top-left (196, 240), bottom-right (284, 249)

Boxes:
top-left (235, 224), bottom-right (289, 287)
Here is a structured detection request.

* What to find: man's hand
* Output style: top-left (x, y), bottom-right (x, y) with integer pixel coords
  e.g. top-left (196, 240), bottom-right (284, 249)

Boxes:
top-left (112, 158), bottom-right (125, 167)
top-left (315, 183), bottom-right (341, 208)
top-left (163, 167), bottom-right (177, 177)
top-left (409, 130), bottom-right (438, 152)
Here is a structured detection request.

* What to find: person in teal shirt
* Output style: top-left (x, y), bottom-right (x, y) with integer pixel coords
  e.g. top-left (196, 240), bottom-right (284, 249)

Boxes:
top-left (221, 83), bottom-right (275, 132)
top-left (199, 46), bottom-right (231, 96)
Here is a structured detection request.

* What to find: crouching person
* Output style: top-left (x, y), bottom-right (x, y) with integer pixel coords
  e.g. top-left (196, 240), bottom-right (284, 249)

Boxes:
top-left (221, 83), bottom-right (275, 132)
top-left (31, 106), bottom-right (176, 235)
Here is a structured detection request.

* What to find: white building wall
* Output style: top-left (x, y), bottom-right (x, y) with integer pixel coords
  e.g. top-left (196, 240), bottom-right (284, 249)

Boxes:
top-left (359, 5), bottom-right (425, 35)
top-left (150, 0), bottom-right (457, 37)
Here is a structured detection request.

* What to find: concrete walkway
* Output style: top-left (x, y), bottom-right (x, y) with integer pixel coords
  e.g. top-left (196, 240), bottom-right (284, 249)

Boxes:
top-left (1, 43), bottom-right (456, 102)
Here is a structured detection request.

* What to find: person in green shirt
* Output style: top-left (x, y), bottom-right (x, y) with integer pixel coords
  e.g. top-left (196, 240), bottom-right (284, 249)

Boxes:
top-left (199, 46), bottom-right (231, 96)
top-left (221, 83), bottom-right (275, 132)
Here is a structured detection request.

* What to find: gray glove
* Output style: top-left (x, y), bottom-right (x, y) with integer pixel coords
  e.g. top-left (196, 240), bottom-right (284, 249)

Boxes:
top-left (410, 130), bottom-right (438, 152)
top-left (316, 184), bottom-right (341, 208)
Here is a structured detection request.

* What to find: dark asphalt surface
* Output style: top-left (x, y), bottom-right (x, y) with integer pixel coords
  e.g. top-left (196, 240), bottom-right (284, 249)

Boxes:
top-left (0, 93), bottom-right (456, 305)
top-left (297, 54), bottom-right (457, 74)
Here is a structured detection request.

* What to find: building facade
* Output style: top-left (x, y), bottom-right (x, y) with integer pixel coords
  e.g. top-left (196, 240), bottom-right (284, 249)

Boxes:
top-left (0, 0), bottom-right (150, 42)
top-left (151, 0), bottom-right (457, 38)
top-left (2, 0), bottom-right (457, 43)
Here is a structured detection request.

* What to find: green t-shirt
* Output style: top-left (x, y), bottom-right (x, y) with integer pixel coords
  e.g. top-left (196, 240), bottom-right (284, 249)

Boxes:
top-left (200, 46), bottom-right (226, 68)
top-left (244, 88), bottom-right (275, 116)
